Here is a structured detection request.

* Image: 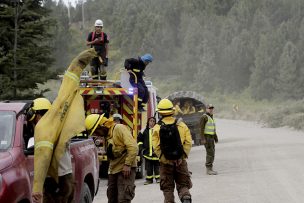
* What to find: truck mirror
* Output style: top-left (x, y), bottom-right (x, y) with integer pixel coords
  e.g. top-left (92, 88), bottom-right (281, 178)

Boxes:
top-left (24, 137), bottom-right (35, 156)
top-left (27, 137), bottom-right (34, 149)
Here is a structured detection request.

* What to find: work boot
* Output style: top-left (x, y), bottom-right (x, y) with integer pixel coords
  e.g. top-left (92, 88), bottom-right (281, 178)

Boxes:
top-left (206, 167), bottom-right (218, 175)
top-left (155, 178), bottom-right (160, 183)
top-left (182, 195), bottom-right (191, 203)
top-left (144, 180), bottom-right (153, 185)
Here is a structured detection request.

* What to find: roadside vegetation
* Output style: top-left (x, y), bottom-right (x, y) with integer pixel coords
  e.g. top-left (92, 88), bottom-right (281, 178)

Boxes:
top-left (1, 0), bottom-right (304, 130)
top-left (205, 92), bottom-right (304, 131)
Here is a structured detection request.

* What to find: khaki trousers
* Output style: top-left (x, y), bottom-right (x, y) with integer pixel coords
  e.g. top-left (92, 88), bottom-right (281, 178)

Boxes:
top-left (107, 168), bottom-right (136, 203)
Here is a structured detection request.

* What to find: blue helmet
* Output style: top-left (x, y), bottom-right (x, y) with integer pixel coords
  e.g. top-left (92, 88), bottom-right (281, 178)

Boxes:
top-left (140, 54), bottom-right (153, 63)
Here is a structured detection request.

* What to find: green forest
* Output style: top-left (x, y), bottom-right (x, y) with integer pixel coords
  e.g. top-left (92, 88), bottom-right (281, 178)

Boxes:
top-left (1, 0), bottom-right (304, 128)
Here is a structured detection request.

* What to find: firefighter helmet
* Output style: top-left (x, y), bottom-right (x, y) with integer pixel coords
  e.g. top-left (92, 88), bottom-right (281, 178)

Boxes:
top-left (27, 98), bottom-right (51, 121)
top-left (32, 98), bottom-right (52, 111)
top-left (113, 113), bottom-right (122, 120)
top-left (85, 114), bottom-right (106, 136)
top-left (157, 99), bottom-right (175, 115)
top-left (94, 19), bottom-right (103, 27)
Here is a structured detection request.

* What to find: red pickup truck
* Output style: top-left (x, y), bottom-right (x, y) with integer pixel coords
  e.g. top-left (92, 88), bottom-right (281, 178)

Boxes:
top-left (0, 102), bottom-right (100, 203)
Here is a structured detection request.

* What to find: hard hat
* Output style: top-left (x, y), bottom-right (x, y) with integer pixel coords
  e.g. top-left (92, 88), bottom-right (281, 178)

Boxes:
top-left (32, 98), bottom-right (52, 111)
top-left (85, 113), bottom-right (106, 136)
top-left (95, 19), bottom-right (103, 27)
top-left (140, 54), bottom-right (153, 63)
top-left (157, 99), bottom-right (175, 115)
top-left (113, 113), bottom-right (122, 120)
top-left (27, 98), bottom-right (51, 121)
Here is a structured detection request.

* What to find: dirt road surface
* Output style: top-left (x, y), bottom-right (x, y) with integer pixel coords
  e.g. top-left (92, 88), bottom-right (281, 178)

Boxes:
top-left (93, 119), bottom-right (304, 203)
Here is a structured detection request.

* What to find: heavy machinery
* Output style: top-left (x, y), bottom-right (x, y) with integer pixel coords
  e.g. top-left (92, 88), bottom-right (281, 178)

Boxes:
top-left (79, 70), bottom-right (158, 178)
top-left (166, 91), bottom-right (206, 146)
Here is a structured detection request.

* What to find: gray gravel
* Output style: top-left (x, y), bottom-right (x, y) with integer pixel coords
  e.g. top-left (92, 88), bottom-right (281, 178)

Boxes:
top-left (94, 119), bottom-right (304, 203)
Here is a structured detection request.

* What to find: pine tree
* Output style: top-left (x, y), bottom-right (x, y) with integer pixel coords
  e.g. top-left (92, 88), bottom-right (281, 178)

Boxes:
top-left (276, 41), bottom-right (299, 99)
top-left (0, 0), bottom-right (56, 100)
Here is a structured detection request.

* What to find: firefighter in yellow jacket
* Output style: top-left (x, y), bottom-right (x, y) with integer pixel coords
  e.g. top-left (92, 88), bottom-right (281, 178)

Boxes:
top-left (152, 99), bottom-right (192, 203)
top-left (85, 114), bottom-right (138, 203)
top-left (27, 98), bottom-right (74, 203)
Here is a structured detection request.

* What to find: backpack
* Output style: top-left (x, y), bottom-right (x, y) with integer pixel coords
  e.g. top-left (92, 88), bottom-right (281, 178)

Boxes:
top-left (159, 119), bottom-right (184, 160)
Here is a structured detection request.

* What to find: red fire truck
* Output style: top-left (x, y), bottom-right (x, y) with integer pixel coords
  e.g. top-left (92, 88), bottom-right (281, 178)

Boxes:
top-left (79, 70), bottom-right (159, 178)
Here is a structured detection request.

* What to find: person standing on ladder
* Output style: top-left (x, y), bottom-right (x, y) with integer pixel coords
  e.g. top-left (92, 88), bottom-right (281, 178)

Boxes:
top-left (86, 19), bottom-right (109, 80)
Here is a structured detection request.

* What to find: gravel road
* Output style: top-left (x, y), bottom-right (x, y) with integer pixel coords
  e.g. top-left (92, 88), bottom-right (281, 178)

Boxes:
top-left (94, 119), bottom-right (304, 203)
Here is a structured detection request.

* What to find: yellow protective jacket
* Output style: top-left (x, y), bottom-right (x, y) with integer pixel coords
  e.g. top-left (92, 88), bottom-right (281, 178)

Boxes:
top-left (152, 117), bottom-right (192, 165)
top-left (107, 124), bottom-right (138, 174)
top-left (32, 48), bottom-right (97, 194)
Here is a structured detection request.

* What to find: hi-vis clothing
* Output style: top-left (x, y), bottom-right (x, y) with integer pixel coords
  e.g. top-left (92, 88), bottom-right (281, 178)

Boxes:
top-left (152, 117), bottom-right (192, 165)
top-left (152, 116), bottom-right (192, 202)
top-left (33, 48), bottom-right (97, 194)
top-left (200, 113), bottom-right (218, 141)
top-left (124, 57), bottom-right (146, 79)
top-left (200, 113), bottom-right (218, 168)
top-left (124, 57), bottom-right (149, 105)
top-left (204, 114), bottom-right (216, 135)
top-left (107, 124), bottom-right (138, 174)
top-left (138, 128), bottom-right (159, 161)
top-left (138, 127), bottom-right (160, 181)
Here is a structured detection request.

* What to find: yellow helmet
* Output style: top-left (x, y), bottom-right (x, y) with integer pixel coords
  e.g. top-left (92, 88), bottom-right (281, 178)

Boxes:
top-left (85, 114), bottom-right (106, 136)
top-left (157, 99), bottom-right (175, 115)
top-left (27, 98), bottom-right (51, 121)
top-left (32, 98), bottom-right (52, 111)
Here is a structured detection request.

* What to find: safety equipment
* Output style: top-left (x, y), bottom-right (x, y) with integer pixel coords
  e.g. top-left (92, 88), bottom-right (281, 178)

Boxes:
top-left (27, 98), bottom-right (52, 121)
top-left (95, 19), bottom-right (103, 27)
top-left (32, 98), bottom-right (52, 111)
top-left (158, 119), bottom-right (183, 160)
top-left (85, 114), bottom-right (106, 136)
top-left (204, 114), bottom-right (216, 135)
top-left (32, 48), bottom-right (97, 195)
top-left (140, 54), bottom-right (153, 63)
top-left (113, 113), bottom-right (122, 120)
top-left (157, 99), bottom-right (175, 115)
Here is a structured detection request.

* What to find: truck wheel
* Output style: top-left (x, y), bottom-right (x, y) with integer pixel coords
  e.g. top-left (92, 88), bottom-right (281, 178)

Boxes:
top-left (80, 183), bottom-right (92, 203)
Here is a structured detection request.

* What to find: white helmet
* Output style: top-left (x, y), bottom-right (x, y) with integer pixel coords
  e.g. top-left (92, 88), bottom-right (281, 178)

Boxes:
top-left (113, 113), bottom-right (122, 120)
top-left (94, 19), bottom-right (103, 27)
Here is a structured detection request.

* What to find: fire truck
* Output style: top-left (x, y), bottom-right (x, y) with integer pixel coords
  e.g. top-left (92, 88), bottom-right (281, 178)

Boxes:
top-left (79, 69), bottom-right (158, 178)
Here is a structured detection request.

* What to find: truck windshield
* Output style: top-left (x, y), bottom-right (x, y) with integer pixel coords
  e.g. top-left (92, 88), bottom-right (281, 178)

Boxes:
top-left (0, 111), bottom-right (15, 151)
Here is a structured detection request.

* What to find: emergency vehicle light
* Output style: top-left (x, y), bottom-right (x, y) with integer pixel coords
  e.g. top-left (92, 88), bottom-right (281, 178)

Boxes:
top-left (128, 88), bottom-right (134, 95)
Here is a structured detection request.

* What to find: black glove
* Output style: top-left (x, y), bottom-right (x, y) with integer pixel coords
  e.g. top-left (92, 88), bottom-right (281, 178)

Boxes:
top-left (214, 135), bottom-right (218, 143)
top-left (104, 57), bottom-right (108, 66)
